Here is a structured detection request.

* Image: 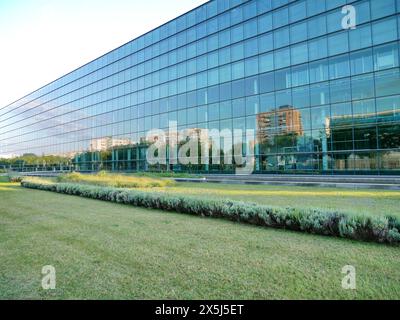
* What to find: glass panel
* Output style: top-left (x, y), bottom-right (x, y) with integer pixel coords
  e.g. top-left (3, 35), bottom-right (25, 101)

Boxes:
top-left (374, 42), bottom-right (399, 71)
top-left (292, 86), bottom-right (310, 109)
top-left (330, 78), bottom-right (351, 103)
top-left (308, 37), bottom-right (328, 61)
top-left (258, 33), bottom-right (273, 53)
top-left (290, 21), bottom-right (307, 44)
top-left (371, 0), bottom-right (396, 20)
top-left (329, 54), bottom-right (350, 80)
top-left (289, 1), bottom-right (306, 23)
top-left (378, 124), bottom-right (400, 149)
top-left (291, 43), bottom-right (308, 65)
top-left (350, 49), bottom-right (373, 75)
top-left (353, 99), bottom-right (376, 122)
top-left (257, 12), bottom-right (271, 32)
top-left (354, 126), bottom-right (377, 150)
top-left (328, 32), bottom-right (349, 56)
top-left (372, 17), bottom-right (398, 45)
top-left (380, 151), bottom-right (400, 171)
top-left (309, 60), bottom-right (329, 83)
top-left (259, 53), bottom-right (274, 73)
top-left (273, 7), bottom-right (289, 28)
top-left (311, 105), bottom-right (330, 130)
top-left (291, 64), bottom-right (309, 87)
top-left (274, 48), bottom-right (291, 69)
top-left (351, 74), bottom-right (375, 100)
top-left (260, 72), bottom-right (275, 93)
top-left (232, 98), bottom-right (246, 118)
top-left (349, 25), bottom-right (372, 51)
top-left (352, 152), bottom-right (379, 171)
top-left (308, 15), bottom-right (327, 38)
top-left (274, 27), bottom-right (289, 48)
top-left (274, 68), bottom-right (291, 90)
top-left (375, 69), bottom-right (400, 97)
top-left (310, 82), bottom-right (330, 106)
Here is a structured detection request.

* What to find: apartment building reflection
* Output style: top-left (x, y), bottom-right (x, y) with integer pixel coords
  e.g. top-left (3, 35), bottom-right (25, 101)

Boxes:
top-left (257, 105), bottom-right (304, 143)
top-left (256, 105), bottom-right (399, 172)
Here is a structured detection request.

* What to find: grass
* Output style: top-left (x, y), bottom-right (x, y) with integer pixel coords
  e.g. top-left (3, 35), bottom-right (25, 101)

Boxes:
top-left (1, 181), bottom-right (400, 299)
top-left (0, 176), bottom-right (9, 182)
top-left (56, 171), bottom-right (175, 188)
top-left (150, 182), bottom-right (400, 218)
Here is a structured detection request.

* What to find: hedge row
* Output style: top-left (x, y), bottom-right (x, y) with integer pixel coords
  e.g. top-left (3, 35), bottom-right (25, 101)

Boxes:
top-left (9, 175), bottom-right (23, 183)
top-left (21, 179), bottom-right (400, 245)
top-left (1, 174), bottom-right (24, 183)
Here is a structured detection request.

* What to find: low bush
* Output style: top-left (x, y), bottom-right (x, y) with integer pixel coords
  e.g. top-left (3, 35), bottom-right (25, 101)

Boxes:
top-left (56, 171), bottom-right (175, 188)
top-left (8, 175), bottom-right (23, 183)
top-left (20, 179), bottom-right (400, 245)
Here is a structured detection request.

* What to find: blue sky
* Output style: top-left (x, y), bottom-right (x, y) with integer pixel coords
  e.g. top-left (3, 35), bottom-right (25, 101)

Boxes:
top-left (0, 0), bottom-right (208, 107)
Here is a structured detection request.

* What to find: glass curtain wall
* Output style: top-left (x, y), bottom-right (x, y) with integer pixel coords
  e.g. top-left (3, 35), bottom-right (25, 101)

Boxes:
top-left (0, 0), bottom-right (399, 174)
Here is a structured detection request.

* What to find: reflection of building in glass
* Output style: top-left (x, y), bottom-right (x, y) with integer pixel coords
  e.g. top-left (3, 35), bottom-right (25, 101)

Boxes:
top-left (90, 137), bottom-right (132, 152)
top-left (1, 0), bottom-right (399, 174)
top-left (257, 105), bottom-right (304, 143)
top-left (325, 110), bottom-right (400, 171)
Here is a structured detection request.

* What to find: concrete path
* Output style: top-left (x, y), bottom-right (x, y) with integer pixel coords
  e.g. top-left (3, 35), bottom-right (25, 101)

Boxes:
top-left (174, 174), bottom-right (400, 190)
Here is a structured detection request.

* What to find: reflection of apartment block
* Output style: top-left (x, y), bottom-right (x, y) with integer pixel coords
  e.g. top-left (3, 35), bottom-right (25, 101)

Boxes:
top-left (90, 137), bottom-right (131, 151)
top-left (60, 151), bottom-right (78, 159)
top-left (143, 128), bottom-right (209, 145)
top-left (170, 128), bottom-right (209, 144)
top-left (257, 105), bottom-right (304, 143)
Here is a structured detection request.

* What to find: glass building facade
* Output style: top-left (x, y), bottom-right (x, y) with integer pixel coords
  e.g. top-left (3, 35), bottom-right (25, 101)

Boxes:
top-left (1, 0), bottom-right (400, 174)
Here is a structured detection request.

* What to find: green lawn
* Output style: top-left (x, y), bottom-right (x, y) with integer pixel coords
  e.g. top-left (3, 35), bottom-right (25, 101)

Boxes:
top-left (151, 182), bottom-right (400, 218)
top-left (1, 181), bottom-right (400, 299)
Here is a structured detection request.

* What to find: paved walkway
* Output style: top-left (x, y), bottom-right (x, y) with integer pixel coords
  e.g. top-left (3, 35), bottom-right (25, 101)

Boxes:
top-left (175, 174), bottom-right (400, 190)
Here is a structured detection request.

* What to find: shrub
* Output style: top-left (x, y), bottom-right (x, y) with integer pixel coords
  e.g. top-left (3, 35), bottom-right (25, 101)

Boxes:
top-left (56, 171), bottom-right (175, 188)
top-left (8, 175), bottom-right (23, 183)
top-left (20, 179), bottom-right (400, 245)
top-left (57, 172), bottom-right (82, 183)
